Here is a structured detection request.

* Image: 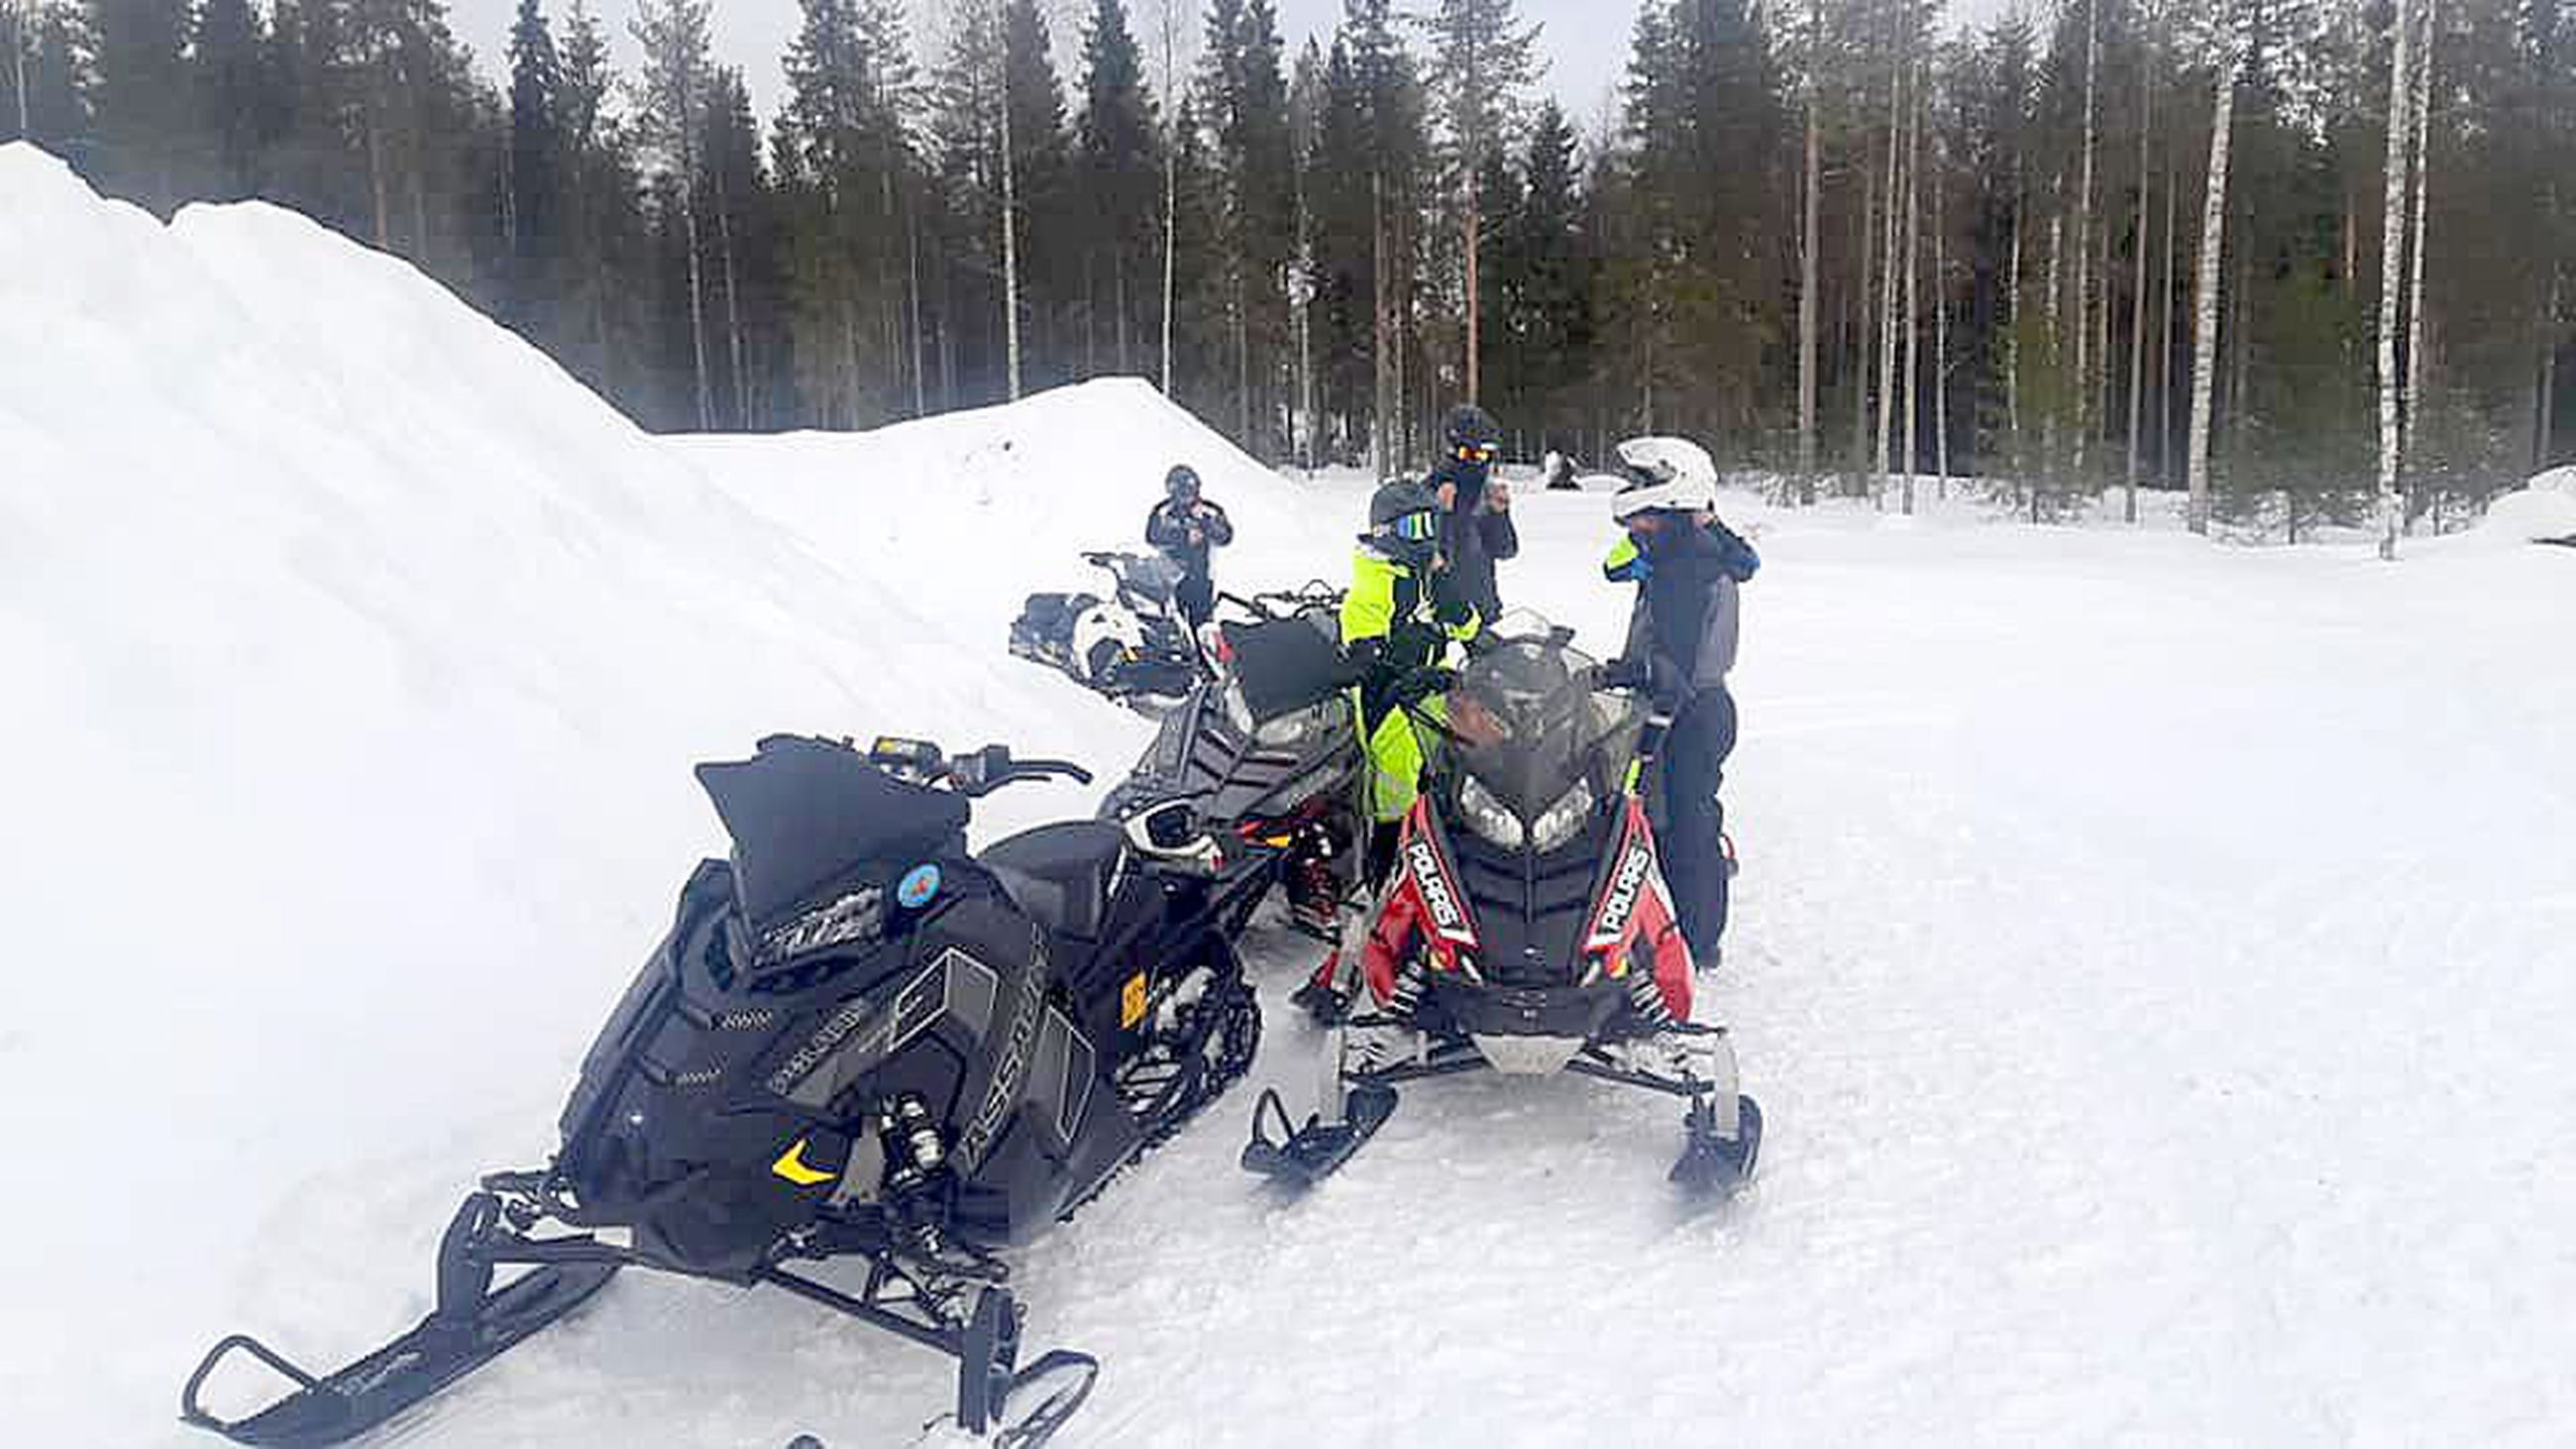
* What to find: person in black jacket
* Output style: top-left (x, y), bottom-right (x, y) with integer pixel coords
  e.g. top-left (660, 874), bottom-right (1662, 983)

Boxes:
top-left (1602, 472), bottom-right (1760, 970)
top-left (1425, 404), bottom-right (1518, 626)
top-left (1143, 464), bottom-right (1234, 628)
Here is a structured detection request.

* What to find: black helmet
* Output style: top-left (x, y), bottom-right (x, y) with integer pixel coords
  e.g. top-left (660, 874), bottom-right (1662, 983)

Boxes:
top-left (1366, 479), bottom-right (1442, 566)
top-left (1444, 403), bottom-right (1500, 461)
top-left (1164, 464), bottom-right (1201, 502)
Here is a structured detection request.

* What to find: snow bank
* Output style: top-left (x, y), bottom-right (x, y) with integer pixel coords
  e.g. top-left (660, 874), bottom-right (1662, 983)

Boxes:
top-left (2474, 467), bottom-right (2576, 544)
top-left (0, 144), bottom-right (1207, 1440)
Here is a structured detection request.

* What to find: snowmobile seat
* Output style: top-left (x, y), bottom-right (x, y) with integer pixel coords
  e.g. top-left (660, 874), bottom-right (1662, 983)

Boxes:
top-left (982, 822), bottom-right (1127, 942)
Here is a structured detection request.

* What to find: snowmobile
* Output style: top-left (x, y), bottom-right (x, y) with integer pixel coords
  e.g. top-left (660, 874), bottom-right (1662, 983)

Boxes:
top-left (1100, 582), bottom-right (1366, 943)
top-left (1008, 552), bottom-right (1203, 714)
top-left (1242, 613), bottom-right (1764, 1195)
top-left (180, 733), bottom-right (1267, 1449)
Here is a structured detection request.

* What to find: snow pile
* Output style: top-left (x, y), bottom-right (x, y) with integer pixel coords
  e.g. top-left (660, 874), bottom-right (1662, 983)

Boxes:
top-left (671, 378), bottom-right (1341, 643)
top-left (2474, 466), bottom-right (2576, 544)
top-left (0, 144), bottom-right (1196, 1439)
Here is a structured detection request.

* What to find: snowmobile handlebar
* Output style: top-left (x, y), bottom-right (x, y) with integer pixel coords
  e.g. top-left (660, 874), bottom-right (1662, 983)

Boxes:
top-left (863, 737), bottom-right (1093, 796)
top-left (944, 745), bottom-right (1093, 798)
top-left (1217, 583), bottom-right (1343, 622)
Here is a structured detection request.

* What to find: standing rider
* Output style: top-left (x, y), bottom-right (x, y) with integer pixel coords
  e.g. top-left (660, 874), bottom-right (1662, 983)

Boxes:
top-left (1425, 404), bottom-right (1519, 626)
top-left (1292, 479), bottom-right (1476, 1021)
top-left (1145, 464), bottom-right (1234, 630)
top-left (1602, 459), bottom-right (1760, 971)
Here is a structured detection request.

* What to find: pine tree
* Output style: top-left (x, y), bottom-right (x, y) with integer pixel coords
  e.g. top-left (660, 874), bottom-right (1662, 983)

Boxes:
top-left (193, 0), bottom-right (266, 199)
top-left (506, 0), bottom-right (562, 333)
top-left (1422, 0), bottom-right (1540, 406)
top-left (85, 0), bottom-right (196, 212)
top-left (630, 0), bottom-right (715, 428)
top-left (1078, 0), bottom-right (1158, 378)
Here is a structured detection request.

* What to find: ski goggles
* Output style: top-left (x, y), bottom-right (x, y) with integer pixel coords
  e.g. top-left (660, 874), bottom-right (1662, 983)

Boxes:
top-left (1453, 443), bottom-right (1498, 464)
top-left (1387, 510), bottom-right (1440, 543)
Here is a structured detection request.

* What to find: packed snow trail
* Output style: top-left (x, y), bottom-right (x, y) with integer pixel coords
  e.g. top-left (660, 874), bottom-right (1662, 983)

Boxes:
top-left (7, 146), bottom-right (2576, 1445)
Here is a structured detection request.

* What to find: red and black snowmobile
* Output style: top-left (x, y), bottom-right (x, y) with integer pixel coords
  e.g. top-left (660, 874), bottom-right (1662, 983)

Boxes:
top-left (1243, 613), bottom-right (1763, 1194)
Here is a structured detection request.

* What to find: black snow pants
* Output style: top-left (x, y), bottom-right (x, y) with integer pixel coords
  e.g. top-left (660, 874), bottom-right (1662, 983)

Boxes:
top-left (1658, 687), bottom-right (1738, 966)
top-left (1175, 573), bottom-right (1216, 630)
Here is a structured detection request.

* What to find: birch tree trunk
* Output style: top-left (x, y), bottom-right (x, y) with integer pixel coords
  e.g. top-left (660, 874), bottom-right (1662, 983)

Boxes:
top-left (2007, 175), bottom-right (2022, 448)
top-left (2126, 12), bottom-right (2155, 521)
top-left (1935, 126), bottom-right (1951, 494)
top-left (1901, 60), bottom-right (1921, 512)
top-left (712, 170), bottom-right (747, 429)
top-left (1797, 0), bottom-right (1822, 498)
top-left (1373, 170), bottom-right (1392, 472)
top-left (2074, 0), bottom-right (2098, 480)
top-left (1854, 146), bottom-right (1878, 477)
top-left (1876, 46), bottom-right (1903, 498)
top-left (1000, 51), bottom-right (1023, 403)
top-left (2189, 43), bottom-right (2238, 536)
top-left (9, 2), bottom-right (27, 141)
top-left (2402, 0), bottom-right (2437, 501)
top-left (1464, 196), bottom-right (1480, 403)
top-left (910, 204), bottom-right (927, 417)
top-left (2159, 120), bottom-right (2178, 482)
top-left (2376, 0), bottom-right (2417, 559)
top-left (1160, 0), bottom-right (1178, 396)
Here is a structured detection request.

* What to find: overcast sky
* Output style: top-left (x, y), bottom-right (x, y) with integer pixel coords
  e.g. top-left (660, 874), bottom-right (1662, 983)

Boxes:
top-left (445, 0), bottom-right (1643, 143)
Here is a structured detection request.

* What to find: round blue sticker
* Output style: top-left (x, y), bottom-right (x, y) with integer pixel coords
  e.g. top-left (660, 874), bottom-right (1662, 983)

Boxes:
top-left (897, 864), bottom-right (942, 909)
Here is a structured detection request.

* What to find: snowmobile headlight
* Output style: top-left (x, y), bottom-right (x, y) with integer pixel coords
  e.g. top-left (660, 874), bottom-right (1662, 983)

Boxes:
top-left (1526, 779), bottom-right (1597, 854)
top-left (1253, 698), bottom-right (1336, 750)
top-left (1223, 681), bottom-right (1257, 736)
top-left (1456, 774), bottom-right (1525, 850)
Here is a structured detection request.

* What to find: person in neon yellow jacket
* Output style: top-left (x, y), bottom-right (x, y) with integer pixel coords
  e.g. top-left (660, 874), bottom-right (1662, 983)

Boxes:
top-left (1342, 479), bottom-right (1478, 882)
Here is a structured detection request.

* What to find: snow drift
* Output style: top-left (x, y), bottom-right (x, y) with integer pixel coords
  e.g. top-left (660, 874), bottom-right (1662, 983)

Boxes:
top-left (0, 143), bottom-right (1218, 1440)
top-left (9, 139), bottom-right (2576, 1448)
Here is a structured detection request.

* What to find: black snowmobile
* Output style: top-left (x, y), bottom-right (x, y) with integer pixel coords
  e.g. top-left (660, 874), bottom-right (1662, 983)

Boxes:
top-left (1100, 583), bottom-right (1365, 943)
top-left (181, 734), bottom-right (1266, 1448)
top-left (1008, 551), bottom-right (1203, 713)
top-left (1243, 613), bottom-right (1764, 1194)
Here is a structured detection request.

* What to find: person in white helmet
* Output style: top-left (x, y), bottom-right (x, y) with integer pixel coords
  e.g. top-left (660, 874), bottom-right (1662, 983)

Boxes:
top-left (1599, 442), bottom-right (1760, 968)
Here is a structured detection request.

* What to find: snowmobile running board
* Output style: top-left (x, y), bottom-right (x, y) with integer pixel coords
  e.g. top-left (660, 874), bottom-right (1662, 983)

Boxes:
top-left (179, 1188), bottom-right (1100, 1447)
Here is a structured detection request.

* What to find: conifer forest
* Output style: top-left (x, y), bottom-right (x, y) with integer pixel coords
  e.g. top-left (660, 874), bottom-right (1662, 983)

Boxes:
top-left (9, 0), bottom-right (2571, 534)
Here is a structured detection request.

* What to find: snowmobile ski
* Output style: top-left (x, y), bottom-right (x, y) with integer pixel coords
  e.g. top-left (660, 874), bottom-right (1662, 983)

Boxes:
top-left (178, 1195), bottom-right (618, 1448)
top-left (1670, 1093), bottom-right (1765, 1196)
top-left (1238, 1081), bottom-right (1399, 1188)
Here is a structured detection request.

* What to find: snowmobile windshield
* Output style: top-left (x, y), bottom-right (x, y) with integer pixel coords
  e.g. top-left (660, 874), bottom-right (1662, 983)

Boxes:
top-left (696, 736), bottom-right (969, 939)
top-left (1442, 624), bottom-right (1638, 823)
top-left (1112, 554), bottom-right (1185, 606)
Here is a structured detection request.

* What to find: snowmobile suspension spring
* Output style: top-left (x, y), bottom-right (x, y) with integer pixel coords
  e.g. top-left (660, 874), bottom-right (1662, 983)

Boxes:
top-left (1627, 969), bottom-right (1673, 1028)
top-left (1387, 957), bottom-right (1428, 1023)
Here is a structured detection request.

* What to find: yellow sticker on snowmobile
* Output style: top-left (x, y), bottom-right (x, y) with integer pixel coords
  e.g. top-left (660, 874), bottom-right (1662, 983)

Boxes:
top-left (770, 1138), bottom-right (835, 1187)
top-left (1121, 972), bottom-right (1151, 1029)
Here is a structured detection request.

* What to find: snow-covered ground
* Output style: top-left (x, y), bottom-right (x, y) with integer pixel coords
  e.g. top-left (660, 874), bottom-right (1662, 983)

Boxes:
top-left (8, 144), bottom-right (2576, 1446)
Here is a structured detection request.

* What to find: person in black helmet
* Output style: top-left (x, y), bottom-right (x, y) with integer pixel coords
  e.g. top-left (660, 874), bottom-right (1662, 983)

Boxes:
top-left (1144, 464), bottom-right (1233, 628)
top-left (1425, 403), bottom-right (1519, 626)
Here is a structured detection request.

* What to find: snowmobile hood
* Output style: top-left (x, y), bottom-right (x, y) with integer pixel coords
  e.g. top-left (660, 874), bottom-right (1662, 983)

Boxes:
top-left (696, 735), bottom-right (970, 937)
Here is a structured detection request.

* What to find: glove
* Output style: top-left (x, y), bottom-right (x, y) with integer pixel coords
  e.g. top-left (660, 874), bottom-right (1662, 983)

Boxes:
top-left (1393, 664), bottom-right (1456, 706)
top-left (1433, 594), bottom-right (1475, 629)
top-left (1598, 656), bottom-right (1652, 691)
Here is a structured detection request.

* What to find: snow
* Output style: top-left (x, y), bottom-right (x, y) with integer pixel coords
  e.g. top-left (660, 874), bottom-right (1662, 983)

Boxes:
top-left (7, 142), bottom-right (2576, 1446)
top-left (2474, 469), bottom-right (2576, 545)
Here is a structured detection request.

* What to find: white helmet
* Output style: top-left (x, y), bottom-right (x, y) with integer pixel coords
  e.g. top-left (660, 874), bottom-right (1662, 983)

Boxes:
top-left (1608, 436), bottom-right (1719, 520)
